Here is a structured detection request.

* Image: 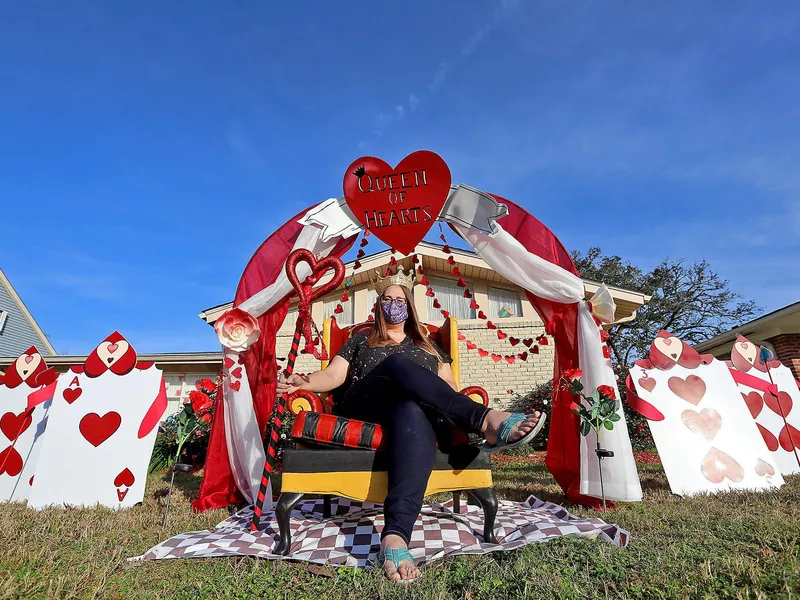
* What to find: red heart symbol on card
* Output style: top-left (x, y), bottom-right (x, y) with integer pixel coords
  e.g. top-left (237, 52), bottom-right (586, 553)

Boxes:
top-left (742, 391), bottom-right (763, 419)
top-left (518, 352), bottom-right (528, 361)
top-left (778, 423), bottom-right (800, 452)
top-left (755, 458), bottom-right (775, 477)
top-left (668, 375), bottom-right (706, 405)
top-left (478, 349), bottom-right (488, 358)
top-left (285, 249), bottom-right (346, 308)
top-left (229, 380), bottom-right (241, 392)
top-left (638, 377), bottom-right (656, 393)
top-left (491, 353), bottom-right (502, 363)
top-left (701, 447), bottom-right (744, 484)
top-left (0, 446), bottom-right (23, 476)
top-left (764, 390), bottom-right (793, 417)
top-left (681, 408), bottom-right (721, 441)
top-left (63, 387), bottom-right (82, 404)
top-left (466, 341), bottom-right (477, 350)
top-left (0, 411), bottom-right (32, 441)
top-left (230, 367), bottom-right (242, 379)
top-left (114, 467), bottom-right (135, 488)
top-left (79, 412), bottom-right (122, 447)
top-left (343, 151), bottom-right (451, 255)
top-left (758, 423), bottom-right (779, 451)
top-left (107, 343), bottom-right (119, 354)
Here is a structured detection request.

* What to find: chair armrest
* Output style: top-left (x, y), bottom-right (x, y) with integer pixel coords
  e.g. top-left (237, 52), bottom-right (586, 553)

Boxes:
top-left (460, 386), bottom-right (489, 408)
top-left (287, 390), bottom-right (328, 415)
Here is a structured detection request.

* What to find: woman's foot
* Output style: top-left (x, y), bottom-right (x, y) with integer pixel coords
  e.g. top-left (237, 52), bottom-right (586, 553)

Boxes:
top-left (380, 535), bottom-right (419, 582)
top-left (481, 410), bottom-right (541, 446)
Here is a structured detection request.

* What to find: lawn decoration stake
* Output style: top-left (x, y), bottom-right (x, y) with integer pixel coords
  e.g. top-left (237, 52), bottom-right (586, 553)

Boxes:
top-left (251, 249), bottom-right (345, 530)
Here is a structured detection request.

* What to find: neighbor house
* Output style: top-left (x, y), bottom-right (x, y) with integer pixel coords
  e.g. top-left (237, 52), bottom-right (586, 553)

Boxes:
top-left (695, 300), bottom-right (800, 378)
top-left (0, 268), bottom-right (56, 358)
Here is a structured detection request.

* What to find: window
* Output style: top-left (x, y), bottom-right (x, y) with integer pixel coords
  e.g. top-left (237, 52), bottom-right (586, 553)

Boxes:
top-left (488, 286), bottom-right (522, 319)
top-left (323, 295), bottom-right (354, 325)
top-left (427, 276), bottom-right (476, 320)
top-left (0, 310), bottom-right (7, 334)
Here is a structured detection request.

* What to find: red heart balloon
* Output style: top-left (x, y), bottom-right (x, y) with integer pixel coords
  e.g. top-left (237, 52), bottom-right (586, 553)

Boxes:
top-left (343, 151), bottom-right (451, 255)
top-left (285, 249), bottom-right (346, 308)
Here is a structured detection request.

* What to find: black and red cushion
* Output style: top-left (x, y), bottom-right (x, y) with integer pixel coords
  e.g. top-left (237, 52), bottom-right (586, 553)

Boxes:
top-left (291, 411), bottom-right (385, 450)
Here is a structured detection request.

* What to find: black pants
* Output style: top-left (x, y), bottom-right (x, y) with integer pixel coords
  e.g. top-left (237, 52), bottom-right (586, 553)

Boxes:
top-left (334, 353), bottom-right (491, 544)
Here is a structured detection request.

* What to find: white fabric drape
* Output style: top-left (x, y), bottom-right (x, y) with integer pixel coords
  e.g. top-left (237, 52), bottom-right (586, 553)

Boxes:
top-left (452, 222), bottom-right (642, 501)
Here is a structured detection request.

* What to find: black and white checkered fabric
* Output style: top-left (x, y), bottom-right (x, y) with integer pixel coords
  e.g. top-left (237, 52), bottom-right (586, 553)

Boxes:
top-left (131, 496), bottom-right (629, 568)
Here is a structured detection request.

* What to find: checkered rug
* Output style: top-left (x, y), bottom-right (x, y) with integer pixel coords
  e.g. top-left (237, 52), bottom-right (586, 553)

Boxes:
top-left (131, 496), bottom-right (629, 568)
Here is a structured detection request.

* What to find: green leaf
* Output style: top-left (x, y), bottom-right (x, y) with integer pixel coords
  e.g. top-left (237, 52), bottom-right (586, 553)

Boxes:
top-left (603, 420), bottom-right (614, 430)
top-left (178, 410), bottom-right (188, 425)
top-left (610, 412), bottom-right (621, 422)
top-left (580, 421), bottom-right (591, 437)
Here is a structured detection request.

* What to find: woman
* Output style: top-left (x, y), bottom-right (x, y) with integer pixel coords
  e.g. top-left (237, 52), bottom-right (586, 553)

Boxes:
top-left (277, 268), bottom-right (545, 582)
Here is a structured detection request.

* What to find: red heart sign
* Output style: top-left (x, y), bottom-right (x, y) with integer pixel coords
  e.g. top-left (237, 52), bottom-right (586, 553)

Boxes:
top-left (0, 410), bottom-right (32, 441)
top-left (343, 151), bottom-right (451, 255)
top-left (0, 446), bottom-right (23, 476)
top-left (79, 412), bottom-right (122, 447)
top-left (114, 467), bottom-right (135, 487)
top-left (63, 387), bottom-right (82, 404)
top-left (285, 249), bottom-right (346, 308)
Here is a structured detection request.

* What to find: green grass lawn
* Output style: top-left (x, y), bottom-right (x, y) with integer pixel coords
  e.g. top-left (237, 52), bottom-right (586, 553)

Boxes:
top-left (1, 455), bottom-right (798, 600)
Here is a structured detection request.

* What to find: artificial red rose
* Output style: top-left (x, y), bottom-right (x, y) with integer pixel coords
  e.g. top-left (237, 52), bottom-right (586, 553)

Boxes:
top-left (189, 390), bottom-right (212, 414)
top-left (569, 401), bottom-right (581, 412)
top-left (563, 368), bottom-right (583, 381)
top-left (197, 378), bottom-right (217, 393)
top-left (597, 385), bottom-right (616, 399)
top-left (200, 413), bottom-right (212, 424)
top-left (214, 307), bottom-right (260, 352)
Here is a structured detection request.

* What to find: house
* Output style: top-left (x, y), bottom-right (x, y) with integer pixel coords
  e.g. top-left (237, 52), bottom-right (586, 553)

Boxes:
top-left (695, 300), bottom-right (800, 378)
top-left (0, 268), bottom-right (56, 358)
top-left (200, 242), bottom-right (650, 403)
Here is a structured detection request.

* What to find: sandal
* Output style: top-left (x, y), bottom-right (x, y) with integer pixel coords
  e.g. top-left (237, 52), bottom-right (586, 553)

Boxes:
top-left (481, 412), bottom-right (547, 454)
top-left (378, 547), bottom-right (419, 583)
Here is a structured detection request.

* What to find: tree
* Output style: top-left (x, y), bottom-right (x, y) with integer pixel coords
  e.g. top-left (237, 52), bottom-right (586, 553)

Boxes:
top-left (573, 248), bottom-right (760, 367)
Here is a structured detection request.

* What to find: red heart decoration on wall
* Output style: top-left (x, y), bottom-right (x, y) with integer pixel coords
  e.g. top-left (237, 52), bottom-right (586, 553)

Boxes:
top-left (491, 354), bottom-right (502, 363)
top-left (466, 341), bottom-right (477, 350)
top-left (285, 249), bottom-right (346, 308)
top-left (478, 349), bottom-right (488, 358)
top-left (0, 411), bottom-right (33, 441)
top-left (518, 352), bottom-right (528, 361)
top-left (343, 151), bottom-right (452, 255)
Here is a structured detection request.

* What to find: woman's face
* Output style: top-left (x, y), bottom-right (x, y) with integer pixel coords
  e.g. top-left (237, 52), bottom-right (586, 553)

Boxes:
top-left (380, 285), bottom-right (409, 325)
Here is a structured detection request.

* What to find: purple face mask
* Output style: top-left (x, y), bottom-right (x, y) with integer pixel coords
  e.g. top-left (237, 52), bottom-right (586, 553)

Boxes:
top-left (381, 299), bottom-right (408, 324)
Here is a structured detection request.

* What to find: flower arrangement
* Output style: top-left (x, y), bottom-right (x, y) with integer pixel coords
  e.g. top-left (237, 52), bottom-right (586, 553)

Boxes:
top-left (149, 378), bottom-right (218, 473)
top-left (561, 369), bottom-right (621, 437)
top-left (215, 307), bottom-right (260, 352)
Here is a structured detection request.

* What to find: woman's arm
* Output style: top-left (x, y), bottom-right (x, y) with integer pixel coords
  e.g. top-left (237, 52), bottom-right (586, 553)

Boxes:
top-left (277, 355), bottom-right (350, 395)
top-left (438, 362), bottom-right (459, 392)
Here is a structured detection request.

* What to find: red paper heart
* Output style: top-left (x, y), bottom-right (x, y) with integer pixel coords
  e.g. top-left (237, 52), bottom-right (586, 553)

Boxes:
top-left (638, 377), bottom-right (656, 393)
top-left (523, 338), bottom-right (534, 347)
top-left (223, 357), bottom-right (235, 369)
top-left (497, 331), bottom-right (507, 340)
top-left (114, 467), bottom-right (135, 487)
top-left (63, 387), bottom-right (82, 404)
top-left (230, 367), bottom-right (243, 379)
top-left (441, 310), bottom-right (450, 318)
top-left (466, 341), bottom-right (477, 350)
top-left (478, 349), bottom-right (488, 358)
top-left (470, 299), bottom-right (479, 310)
top-left (509, 337), bottom-right (520, 346)
top-left (79, 412), bottom-right (122, 447)
top-left (452, 267), bottom-right (461, 277)
top-left (668, 375), bottom-right (706, 405)
top-left (456, 278), bottom-right (466, 287)
top-left (457, 332), bottom-right (466, 341)
top-left (426, 287), bottom-right (435, 297)
top-left (758, 423), bottom-right (779, 451)
top-left (487, 321), bottom-right (497, 330)
top-left (340, 292), bottom-right (349, 302)
top-left (285, 249), bottom-right (346, 308)
top-left (463, 289), bottom-right (472, 299)
top-left (532, 345), bottom-right (540, 354)
top-left (420, 275), bottom-right (429, 286)
top-left (538, 336), bottom-right (549, 346)
top-left (742, 391), bottom-right (763, 419)
top-left (0, 411), bottom-right (33, 441)
top-left (504, 355), bottom-right (515, 364)
top-left (442, 245), bottom-right (451, 253)
top-left (778, 423), bottom-right (800, 452)
top-left (343, 151), bottom-right (451, 255)
top-left (491, 354), bottom-right (502, 363)
top-left (478, 311), bottom-right (487, 320)
top-left (447, 256), bottom-right (456, 265)
top-left (229, 380), bottom-right (241, 392)
top-left (518, 352), bottom-right (528, 361)
top-left (334, 304), bottom-right (344, 314)
top-left (0, 446), bottom-right (23, 476)
top-left (433, 299), bottom-right (441, 309)
top-left (764, 390), bottom-right (793, 417)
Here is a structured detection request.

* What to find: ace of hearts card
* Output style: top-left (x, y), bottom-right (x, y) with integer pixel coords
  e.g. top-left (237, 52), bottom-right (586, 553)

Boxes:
top-left (0, 347), bottom-right (56, 502)
top-left (28, 333), bottom-right (167, 509)
top-left (727, 336), bottom-right (800, 476)
top-left (629, 331), bottom-right (783, 496)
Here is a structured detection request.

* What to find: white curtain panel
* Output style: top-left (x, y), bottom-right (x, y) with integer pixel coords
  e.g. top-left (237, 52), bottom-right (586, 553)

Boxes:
top-left (427, 276), bottom-right (476, 320)
top-left (452, 222), bottom-right (642, 501)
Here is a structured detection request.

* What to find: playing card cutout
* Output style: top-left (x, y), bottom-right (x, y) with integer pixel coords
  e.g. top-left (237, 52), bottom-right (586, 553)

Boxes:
top-left (630, 332), bottom-right (782, 495)
top-left (79, 412), bottom-right (122, 447)
top-left (701, 448), bottom-right (744, 484)
top-left (84, 332), bottom-right (137, 378)
top-left (0, 347), bottom-right (48, 389)
top-left (681, 408), bottom-right (721, 441)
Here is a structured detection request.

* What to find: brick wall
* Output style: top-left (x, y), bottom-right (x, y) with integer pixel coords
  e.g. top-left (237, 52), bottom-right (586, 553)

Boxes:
top-left (767, 333), bottom-right (800, 378)
top-left (276, 319), bottom-right (555, 409)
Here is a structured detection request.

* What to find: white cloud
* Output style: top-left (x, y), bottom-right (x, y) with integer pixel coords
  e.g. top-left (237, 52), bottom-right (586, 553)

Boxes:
top-left (409, 94), bottom-right (420, 110)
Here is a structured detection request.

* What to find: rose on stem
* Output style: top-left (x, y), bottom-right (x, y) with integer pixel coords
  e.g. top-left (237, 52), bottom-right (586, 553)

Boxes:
top-left (561, 370), bottom-right (621, 438)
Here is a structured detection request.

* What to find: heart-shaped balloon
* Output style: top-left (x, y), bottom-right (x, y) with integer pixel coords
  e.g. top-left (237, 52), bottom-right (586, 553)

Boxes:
top-left (285, 249), bottom-right (346, 308)
top-left (343, 151), bottom-right (451, 255)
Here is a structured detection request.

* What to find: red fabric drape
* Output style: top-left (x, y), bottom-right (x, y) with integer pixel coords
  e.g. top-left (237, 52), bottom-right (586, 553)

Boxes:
top-left (453, 196), bottom-right (598, 505)
top-left (193, 207), bottom-right (356, 511)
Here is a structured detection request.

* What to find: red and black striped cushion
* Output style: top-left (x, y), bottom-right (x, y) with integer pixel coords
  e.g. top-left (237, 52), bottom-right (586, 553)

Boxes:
top-left (291, 411), bottom-right (385, 450)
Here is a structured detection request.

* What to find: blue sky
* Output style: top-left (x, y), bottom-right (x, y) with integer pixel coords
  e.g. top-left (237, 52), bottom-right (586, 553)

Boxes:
top-left (2, 1), bottom-right (798, 355)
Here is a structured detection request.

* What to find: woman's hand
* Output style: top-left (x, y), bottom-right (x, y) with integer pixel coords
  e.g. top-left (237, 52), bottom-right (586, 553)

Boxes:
top-left (276, 372), bottom-right (309, 396)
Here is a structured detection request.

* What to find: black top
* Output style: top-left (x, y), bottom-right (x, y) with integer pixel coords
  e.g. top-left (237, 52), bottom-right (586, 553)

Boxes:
top-left (334, 331), bottom-right (452, 398)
